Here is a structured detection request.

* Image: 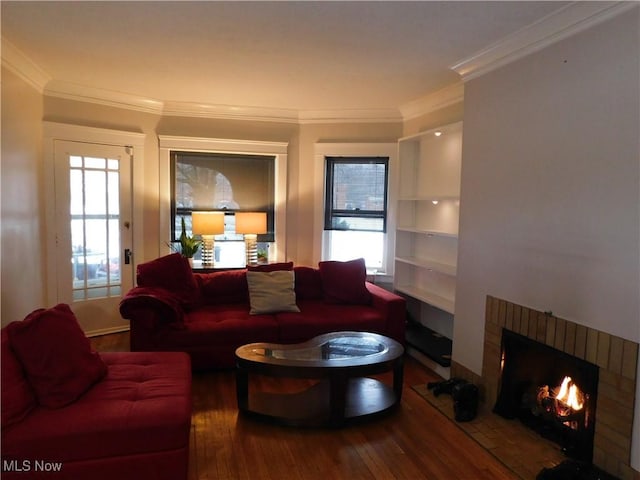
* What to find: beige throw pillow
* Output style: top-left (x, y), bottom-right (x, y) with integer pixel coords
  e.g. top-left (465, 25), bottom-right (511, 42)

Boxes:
top-left (246, 270), bottom-right (300, 315)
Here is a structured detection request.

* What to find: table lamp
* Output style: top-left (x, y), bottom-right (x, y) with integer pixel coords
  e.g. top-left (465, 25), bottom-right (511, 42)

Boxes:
top-left (191, 211), bottom-right (225, 267)
top-left (235, 212), bottom-right (267, 266)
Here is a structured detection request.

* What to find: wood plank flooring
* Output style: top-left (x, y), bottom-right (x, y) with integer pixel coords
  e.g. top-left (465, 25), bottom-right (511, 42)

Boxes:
top-left (91, 333), bottom-right (517, 479)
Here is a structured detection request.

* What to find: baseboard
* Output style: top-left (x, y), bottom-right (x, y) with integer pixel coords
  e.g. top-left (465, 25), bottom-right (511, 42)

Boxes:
top-left (86, 325), bottom-right (130, 338)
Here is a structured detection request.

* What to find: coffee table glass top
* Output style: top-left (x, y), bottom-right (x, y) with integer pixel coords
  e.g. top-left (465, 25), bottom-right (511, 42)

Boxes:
top-left (237, 331), bottom-right (403, 366)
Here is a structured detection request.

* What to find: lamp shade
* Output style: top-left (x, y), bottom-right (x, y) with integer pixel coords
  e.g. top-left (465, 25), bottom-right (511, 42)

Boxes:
top-left (235, 212), bottom-right (267, 235)
top-left (191, 212), bottom-right (225, 235)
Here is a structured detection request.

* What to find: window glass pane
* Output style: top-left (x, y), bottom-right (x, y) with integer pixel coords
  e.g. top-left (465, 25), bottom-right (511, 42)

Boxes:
top-left (331, 162), bottom-right (386, 212)
top-left (84, 170), bottom-right (106, 215)
top-left (107, 171), bottom-right (119, 215)
top-left (328, 231), bottom-right (384, 270)
top-left (85, 157), bottom-right (106, 169)
top-left (70, 156), bottom-right (82, 168)
top-left (107, 159), bottom-right (118, 170)
top-left (331, 216), bottom-right (384, 232)
top-left (70, 170), bottom-right (83, 215)
top-left (213, 241), bottom-right (246, 268)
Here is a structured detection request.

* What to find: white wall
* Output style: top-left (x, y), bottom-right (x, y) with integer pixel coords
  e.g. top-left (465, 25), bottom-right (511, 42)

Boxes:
top-left (1, 68), bottom-right (46, 325)
top-left (454, 8), bottom-right (639, 468)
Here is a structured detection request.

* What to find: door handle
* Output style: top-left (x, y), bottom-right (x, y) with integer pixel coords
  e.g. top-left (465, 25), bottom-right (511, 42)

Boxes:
top-left (124, 248), bottom-right (133, 265)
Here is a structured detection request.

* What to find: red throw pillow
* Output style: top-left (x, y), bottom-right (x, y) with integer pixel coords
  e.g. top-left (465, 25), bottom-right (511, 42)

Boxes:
top-left (1, 328), bottom-right (36, 426)
top-left (318, 258), bottom-right (372, 305)
top-left (196, 269), bottom-right (249, 305)
top-left (7, 304), bottom-right (108, 409)
top-left (136, 253), bottom-right (199, 306)
top-left (293, 266), bottom-right (323, 300)
top-left (247, 262), bottom-right (294, 272)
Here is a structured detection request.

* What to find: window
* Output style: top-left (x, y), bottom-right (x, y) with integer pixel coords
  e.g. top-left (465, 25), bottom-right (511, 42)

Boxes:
top-left (324, 157), bottom-right (389, 270)
top-left (170, 151), bottom-right (275, 266)
top-left (160, 136), bottom-right (288, 265)
top-left (325, 157), bottom-right (388, 232)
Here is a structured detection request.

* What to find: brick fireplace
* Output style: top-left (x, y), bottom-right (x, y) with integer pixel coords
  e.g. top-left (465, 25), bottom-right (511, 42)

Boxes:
top-left (451, 295), bottom-right (638, 479)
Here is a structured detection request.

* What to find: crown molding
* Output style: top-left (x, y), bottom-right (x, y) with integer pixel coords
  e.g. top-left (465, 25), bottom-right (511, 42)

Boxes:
top-left (399, 82), bottom-right (464, 121)
top-left (450, 1), bottom-right (638, 81)
top-left (158, 135), bottom-right (288, 153)
top-left (162, 100), bottom-right (300, 123)
top-left (1, 37), bottom-right (51, 93)
top-left (44, 80), bottom-right (164, 114)
top-left (43, 79), bottom-right (401, 124)
top-left (298, 108), bottom-right (402, 124)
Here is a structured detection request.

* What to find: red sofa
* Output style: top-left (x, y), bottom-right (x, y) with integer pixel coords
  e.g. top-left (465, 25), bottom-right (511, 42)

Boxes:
top-left (1, 304), bottom-right (192, 480)
top-left (120, 254), bottom-right (406, 370)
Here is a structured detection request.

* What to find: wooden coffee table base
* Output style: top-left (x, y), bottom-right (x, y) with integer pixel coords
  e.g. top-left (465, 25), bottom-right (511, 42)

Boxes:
top-left (236, 365), bottom-right (403, 427)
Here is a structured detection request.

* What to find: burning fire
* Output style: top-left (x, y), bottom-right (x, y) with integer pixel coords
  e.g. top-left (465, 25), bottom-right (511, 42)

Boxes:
top-left (555, 376), bottom-right (584, 411)
top-left (535, 376), bottom-right (589, 431)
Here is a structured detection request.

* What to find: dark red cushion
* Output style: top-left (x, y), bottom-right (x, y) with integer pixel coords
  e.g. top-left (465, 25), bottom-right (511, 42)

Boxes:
top-left (293, 266), bottom-right (323, 300)
top-left (1, 352), bottom-right (192, 464)
top-left (196, 269), bottom-right (249, 305)
top-left (136, 253), bottom-right (199, 306)
top-left (318, 258), bottom-right (372, 305)
top-left (1, 329), bottom-right (36, 427)
top-left (7, 304), bottom-right (107, 409)
top-left (248, 261), bottom-right (293, 272)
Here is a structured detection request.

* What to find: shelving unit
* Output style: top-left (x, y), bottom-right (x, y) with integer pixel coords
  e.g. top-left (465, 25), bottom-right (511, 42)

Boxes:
top-left (394, 122), bottom-right (462, 377)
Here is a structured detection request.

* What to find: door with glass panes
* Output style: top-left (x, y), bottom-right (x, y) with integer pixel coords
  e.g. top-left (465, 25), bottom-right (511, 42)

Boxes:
top-left (54, 141), bottom-right (133, 333)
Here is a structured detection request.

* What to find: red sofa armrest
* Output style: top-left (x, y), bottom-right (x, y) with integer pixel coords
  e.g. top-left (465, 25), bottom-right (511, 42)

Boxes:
top-left (119, 287), bottom-right (186, 351)
top-left (366, 282), bottom-right (406, 344)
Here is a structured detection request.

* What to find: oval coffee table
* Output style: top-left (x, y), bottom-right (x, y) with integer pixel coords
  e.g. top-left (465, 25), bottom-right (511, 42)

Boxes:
top-left (235, 331), bottom-right (404, 427)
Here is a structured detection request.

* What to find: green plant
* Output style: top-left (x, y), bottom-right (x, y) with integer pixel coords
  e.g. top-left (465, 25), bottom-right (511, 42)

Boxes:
top-left (176, 217), bottom-right (201, 258)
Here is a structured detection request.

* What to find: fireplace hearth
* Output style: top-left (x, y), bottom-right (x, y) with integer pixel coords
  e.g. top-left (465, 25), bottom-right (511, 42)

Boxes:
top-left (493, 329), bottom-right (598, 462)
top-left (449, 296), bottom-right (639, 479)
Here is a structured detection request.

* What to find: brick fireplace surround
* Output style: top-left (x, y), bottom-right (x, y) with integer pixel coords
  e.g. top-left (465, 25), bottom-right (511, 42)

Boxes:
top-left (450, 295), bottom-right (639, 479)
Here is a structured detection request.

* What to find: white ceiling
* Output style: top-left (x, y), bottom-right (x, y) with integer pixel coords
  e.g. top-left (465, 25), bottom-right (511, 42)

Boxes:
top-left (2, 1), bottom-right (598, 118)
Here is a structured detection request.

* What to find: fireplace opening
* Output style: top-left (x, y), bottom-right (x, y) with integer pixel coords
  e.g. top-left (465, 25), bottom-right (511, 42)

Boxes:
top-left (493, 329), bottom-right (599, 462)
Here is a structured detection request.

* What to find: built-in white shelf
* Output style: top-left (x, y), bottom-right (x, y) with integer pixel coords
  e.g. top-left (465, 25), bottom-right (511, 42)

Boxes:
top-left (395, 255), bottom-right (457, 276)
top-left (394, 285), bottom-right (455, 315)
top-left (396, 226), bottom-right (458, 238)
top-left (394, 121), bottom-right (462, 362)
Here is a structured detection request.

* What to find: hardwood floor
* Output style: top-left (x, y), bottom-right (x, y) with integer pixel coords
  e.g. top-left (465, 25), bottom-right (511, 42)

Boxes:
top-left (91, 333), bottom-right (517, 479)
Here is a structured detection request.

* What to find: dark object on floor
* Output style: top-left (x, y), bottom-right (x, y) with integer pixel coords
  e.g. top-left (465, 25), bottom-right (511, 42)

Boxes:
top-left (427, 377), bottom-right (466, 396)
top-left (536, 460), bottom-right (619, 480)
top-left (452, 382), bottom-right (479, 422)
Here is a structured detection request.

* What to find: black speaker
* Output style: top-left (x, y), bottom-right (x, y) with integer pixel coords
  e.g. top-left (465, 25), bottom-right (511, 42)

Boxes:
top-left (452, 382), bottom-right (479, 422)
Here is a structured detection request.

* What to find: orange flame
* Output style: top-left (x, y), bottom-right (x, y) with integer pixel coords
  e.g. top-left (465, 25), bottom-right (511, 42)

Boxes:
top-left (556, 376), bottom-right (584, 411)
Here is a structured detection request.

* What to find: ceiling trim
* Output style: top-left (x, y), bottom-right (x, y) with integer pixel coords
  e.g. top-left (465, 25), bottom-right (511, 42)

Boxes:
top-left (44, 80), bottom-right (165, 114)
top-left (1, 36), bottom-right (50, 93)
top-left (399, 82), bottom-right (464, 121)
top-left (298, 108), bottom-right (402, 124)
top-left (44, 79), bottom-right (401, 124)
top-left (450, 1), bottom-right (637, 81)
top-left (162, 101), bottom-right (299, 124)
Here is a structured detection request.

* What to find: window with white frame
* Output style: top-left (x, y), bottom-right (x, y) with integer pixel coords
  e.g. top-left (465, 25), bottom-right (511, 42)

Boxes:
top-left (170, 151), bottom-right (275, 267)
top-left (324, 156), bottom-right (389, 271)
top-left (159, 136), bottom-right (288, 267)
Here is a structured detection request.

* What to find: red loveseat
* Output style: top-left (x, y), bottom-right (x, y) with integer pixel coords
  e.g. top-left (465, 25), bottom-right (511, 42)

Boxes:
top-left (119, 254), bottom-right (406, 370)
top-left (1, 304), bottom-right (192, 480)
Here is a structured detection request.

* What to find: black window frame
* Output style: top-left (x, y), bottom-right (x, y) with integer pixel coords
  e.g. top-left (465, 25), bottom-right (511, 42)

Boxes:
top-left (324, 156), bottom-right (389, 233)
